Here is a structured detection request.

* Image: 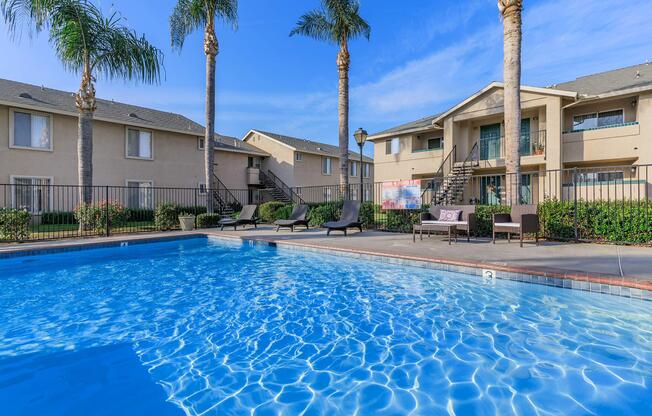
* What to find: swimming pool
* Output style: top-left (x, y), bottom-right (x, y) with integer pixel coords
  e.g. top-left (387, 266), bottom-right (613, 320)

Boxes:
top-left (0, 237), bottom-right (650, 415)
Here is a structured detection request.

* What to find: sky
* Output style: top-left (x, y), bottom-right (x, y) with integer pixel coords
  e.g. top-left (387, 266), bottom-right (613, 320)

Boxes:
top-left (1, 0), bottom-right (652, 156)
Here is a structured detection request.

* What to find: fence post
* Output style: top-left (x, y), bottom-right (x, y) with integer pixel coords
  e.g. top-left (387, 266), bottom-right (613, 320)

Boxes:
top-left (194, 188), bottom-right (198, 228)
top-left (572, 167), bottom-right (578, 242)
top-left (105, 185), bottom-right (110, 237)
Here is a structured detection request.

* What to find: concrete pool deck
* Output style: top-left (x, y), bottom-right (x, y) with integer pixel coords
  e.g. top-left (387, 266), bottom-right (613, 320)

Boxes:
top-left (2, 226), bottom-right (652, 298)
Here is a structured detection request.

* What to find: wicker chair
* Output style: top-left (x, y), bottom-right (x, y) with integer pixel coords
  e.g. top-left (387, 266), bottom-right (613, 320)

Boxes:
top-left (492, 204), bottom-right (539, 247)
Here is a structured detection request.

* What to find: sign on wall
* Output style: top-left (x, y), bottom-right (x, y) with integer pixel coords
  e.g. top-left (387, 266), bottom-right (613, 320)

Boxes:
top-left (381, 179), bottom-right (421, 210)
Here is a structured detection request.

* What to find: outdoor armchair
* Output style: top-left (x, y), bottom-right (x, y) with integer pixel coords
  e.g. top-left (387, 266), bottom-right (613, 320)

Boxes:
top-left (219, 205), bottom-right (258, 231)
top-left (274, 204), bottom-right (309, 232)
top-left (492, 204), bottom-right (539, 247)
top-left (324, 200), bottom-right (362, 236)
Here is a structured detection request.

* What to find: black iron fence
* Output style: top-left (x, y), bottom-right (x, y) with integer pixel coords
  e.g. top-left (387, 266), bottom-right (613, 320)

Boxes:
top-left (2, 164), bottom-right (651, 244)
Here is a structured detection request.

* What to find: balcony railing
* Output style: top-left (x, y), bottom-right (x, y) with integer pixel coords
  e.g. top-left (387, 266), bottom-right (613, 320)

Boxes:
top-left (479, 129), bottom-right (546, 160)
top-left (562, 121), bottom-right (638, 134)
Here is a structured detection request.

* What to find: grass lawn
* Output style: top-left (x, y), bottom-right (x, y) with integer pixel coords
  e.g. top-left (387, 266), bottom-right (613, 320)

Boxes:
top-left (29, 221), bottom-right (158, 239)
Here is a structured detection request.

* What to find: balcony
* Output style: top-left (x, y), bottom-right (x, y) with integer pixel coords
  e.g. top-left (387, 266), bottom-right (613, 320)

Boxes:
top-left (563, 122), bottom-right (641, 163)
top-left (246, 167), bottom-right (260, 185)
top-left (479, 130), bottom-right (546, 161)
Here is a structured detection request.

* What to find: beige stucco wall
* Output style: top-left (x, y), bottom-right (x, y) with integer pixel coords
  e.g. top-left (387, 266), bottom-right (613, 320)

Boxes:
top-left (245, 132), bottom-right (296, 186)
top-left (372, 133), bottom-right (443, 182)
top-left (0, 104), bottom-right (254, 190)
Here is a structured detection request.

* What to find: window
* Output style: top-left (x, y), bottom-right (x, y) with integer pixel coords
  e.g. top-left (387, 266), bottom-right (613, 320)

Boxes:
top-left (386, 138), bottom-right (400, 155)
top-left (11, 110), bottom-right (51, 150)
top-left (126, 128), bottom-right (153, 159)
top-left (197, 137), bottom-right (205, 150)
top-left (322, 157), bottom-right (332, 175)
top-left (295, 187), bottom-right (302, 196)
top-left (295, 152), bottom-right (303, 161)
top-left (247, 156), bottom-right (261, 168)
top-left (364, 187), bottom-right (371, 201)
top-left (572, 109), bottom-right (624, 131)
top-left (198, 183), bottom-right (207, 194)
top-left (363, 163), bottom-right (371, 178)
top-left (126, 181), bottom-right (153, 209)
top-left (350, 161), bottom-right (358, 177)
top-left (351, 187), bottom-right (358, 201)
top-left (427, 137), bottom-right (442, 150)
top-left (11, 176), bottom-right (51, 213)
top-left (323, 187), bottom-right (332, 202)
top-left (576, 171), bottom-right (624, 183)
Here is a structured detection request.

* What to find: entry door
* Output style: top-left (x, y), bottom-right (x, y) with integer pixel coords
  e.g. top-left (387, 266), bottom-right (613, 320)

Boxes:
top-left (480, 123), bottom-right (501, 160)
top-left (520, 118), bottom-right (531, 156)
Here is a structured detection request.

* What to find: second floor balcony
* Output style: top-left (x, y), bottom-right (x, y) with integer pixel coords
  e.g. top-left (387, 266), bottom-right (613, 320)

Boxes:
top-left (478, 130), bottom-right (546, 161)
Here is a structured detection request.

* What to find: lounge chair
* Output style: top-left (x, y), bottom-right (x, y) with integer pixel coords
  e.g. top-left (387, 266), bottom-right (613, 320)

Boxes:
top-left (492, 204), bottom-right (539, 247)
top-left (219, 205), bottom-right (258, 230)
top-left (274, 204), bottom-right (309, 232)
top-left (418, 205), bottom-right (477, 242)
top-left (324, 200), bottom-right (362, 236)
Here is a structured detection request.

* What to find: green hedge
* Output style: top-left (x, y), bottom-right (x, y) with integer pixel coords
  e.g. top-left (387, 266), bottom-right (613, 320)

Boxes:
top-left (539, 199), bottom-right (652, 243)
top-left (259, 202), bottom-right (290, 223)
top-left (0, 208), bottom-right (31, 241)
top-left (197, 213), bottom-right (222, 228)
top-left (74, 202), bottom-right (128, 234)
top-left (42, 211), bottom-right (76, 225)
top-left (126, 209), bottom-right (154, 222)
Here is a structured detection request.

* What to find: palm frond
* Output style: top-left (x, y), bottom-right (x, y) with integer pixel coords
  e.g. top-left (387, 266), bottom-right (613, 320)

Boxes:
top-left (289, 9), bottom-right (334, 42)
top-left (1, 0), bottom-right (59, 36)
top-left (290, 0), bottom-right (369, 43)
top-left (170, 0), bottom-right (238, 51)
top-left (169, 0), bottom-right (205, 50)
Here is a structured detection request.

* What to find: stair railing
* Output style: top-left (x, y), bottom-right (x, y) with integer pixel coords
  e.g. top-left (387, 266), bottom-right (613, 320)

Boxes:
top-left (463, 142), bottom-right (479, 167)
top-left (212, 172), bottom-right (242, 214)
top-left (260, 169), bottom-right (305, 204)
top-left (422, 145), bottom-right (456, 200)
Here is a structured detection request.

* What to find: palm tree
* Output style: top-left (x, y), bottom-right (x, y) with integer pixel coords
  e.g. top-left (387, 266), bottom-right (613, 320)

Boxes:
top-left (170, 0), bottom-right (237, 213)
top-left (290, 0), bottom-right (370, 196)
top-left (1, 0), bottom-right (163, 206)
top-left (498, 0), bottom-right (523, 205)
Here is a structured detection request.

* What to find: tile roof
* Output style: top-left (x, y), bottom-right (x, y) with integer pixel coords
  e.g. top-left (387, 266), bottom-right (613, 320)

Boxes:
top-left (0, 78), bottom-right (204, 135)
top-left (369, 113), bottom-right (442, 138)
top-left (214, 134), bottom-right (269, 156)
top-left (550, 62), bottom-right (652, 96)
top-left (251, 130), bottom-right (373, 162)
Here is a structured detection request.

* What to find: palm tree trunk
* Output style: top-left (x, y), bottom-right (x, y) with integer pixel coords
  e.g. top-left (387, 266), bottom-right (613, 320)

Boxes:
top-left (76, 68), bottom-right (95, 207)
top-left (204, 21), bottom-right (218, 213)
top-left (337, 42), bottom-right (350, 199)
top-left (500, 1), bottom-right (522, 205)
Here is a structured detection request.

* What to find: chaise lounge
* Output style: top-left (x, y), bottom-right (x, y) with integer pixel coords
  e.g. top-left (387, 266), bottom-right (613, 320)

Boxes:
top-left (219, 205), bottom-right (258, 230)
top-left (324, 200), bottom-right (362, 236)
top-left (415, 205), bottom-right (477, 244)
top-left (274, 204), bottom-right (309, 232)
top-left (492, 204), bottom-right (539, 247)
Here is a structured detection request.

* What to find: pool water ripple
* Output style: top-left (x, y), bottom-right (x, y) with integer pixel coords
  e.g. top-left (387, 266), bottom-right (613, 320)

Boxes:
top-left (0, 237), bottom-right (651, 415)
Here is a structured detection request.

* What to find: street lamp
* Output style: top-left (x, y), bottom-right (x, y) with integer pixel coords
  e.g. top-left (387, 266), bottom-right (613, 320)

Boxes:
top-left (354, 127), bottom-right (368, 202)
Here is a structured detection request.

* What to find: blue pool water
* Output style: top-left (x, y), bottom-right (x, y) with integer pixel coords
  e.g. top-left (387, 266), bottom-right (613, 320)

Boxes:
top-left (0, 237), bottom-right (651, 415)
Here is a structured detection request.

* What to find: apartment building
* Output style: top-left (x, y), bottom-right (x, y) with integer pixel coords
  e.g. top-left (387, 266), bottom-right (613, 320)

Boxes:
top-left (0, 78), bottom-right (268, 213)
top-left (369, 63), bottom-right (652, 204)
top-left (243, 129), bottom-right (374, 201)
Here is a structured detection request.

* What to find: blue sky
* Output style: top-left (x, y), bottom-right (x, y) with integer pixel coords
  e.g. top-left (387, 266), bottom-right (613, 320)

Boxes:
top-left (1, 0), bottom-right (651, 155)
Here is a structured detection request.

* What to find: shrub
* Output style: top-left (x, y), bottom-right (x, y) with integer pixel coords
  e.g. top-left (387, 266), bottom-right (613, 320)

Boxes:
top-left (154, 203), bottom-right (180, 230)
top-left (259, 202), bottom-right (291, 223)
top-left (384, 209), bottom-right (422, 233)
top-left (126, 209), bottom-right (154, 222)
top-left (307, 203), bottom-right (340, 227)
top-left (196, 213), bottom-right (222, 228)
top-left (0, 208), bottom-right (31, 241)
top-left (359, 202), bottom-right (376, 228)
top-left (178, 206), bottom-right (207, 216)
top-left (41, 211), bottom-right (76, 225)
top-left (74, 201), bottom-right (128, 234)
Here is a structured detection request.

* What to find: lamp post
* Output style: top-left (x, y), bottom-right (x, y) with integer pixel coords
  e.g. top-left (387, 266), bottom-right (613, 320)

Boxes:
top-left (354, 127), bottom-right (368, 202)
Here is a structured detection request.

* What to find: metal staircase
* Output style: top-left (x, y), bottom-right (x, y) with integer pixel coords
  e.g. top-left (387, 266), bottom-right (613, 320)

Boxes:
top-left (211, 173), bottom-right (242, 215)
top-left (259, 170), bottom-right (304, 205)
top-left (426, 143), bottom-right (479, 205)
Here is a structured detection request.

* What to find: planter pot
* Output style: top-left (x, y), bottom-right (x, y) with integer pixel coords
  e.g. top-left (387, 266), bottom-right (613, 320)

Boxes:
top-left (178, 215), bottom-right (196, 231)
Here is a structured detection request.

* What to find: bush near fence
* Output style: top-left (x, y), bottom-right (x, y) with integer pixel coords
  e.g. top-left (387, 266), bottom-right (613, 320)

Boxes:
top-left (0, 208), bottom-right (31, 241)
top-left (539, 199), bottom-right (652, 243)
top-left (196, 213), bottom-right (222, 228)
top-left (74, 201), bottom-right (128, 234)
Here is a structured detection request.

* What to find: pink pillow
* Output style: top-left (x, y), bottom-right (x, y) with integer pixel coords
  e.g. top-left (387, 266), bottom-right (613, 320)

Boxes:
top-left (439, 209), bottom-right (461, 222)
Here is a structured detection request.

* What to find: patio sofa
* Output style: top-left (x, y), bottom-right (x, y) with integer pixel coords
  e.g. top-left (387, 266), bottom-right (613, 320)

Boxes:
top-left (418, 205), bottom-right (477, 242)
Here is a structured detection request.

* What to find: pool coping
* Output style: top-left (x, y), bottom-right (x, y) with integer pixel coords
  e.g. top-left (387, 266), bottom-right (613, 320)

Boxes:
top-left (1, 231), bottom-right (651, 301)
